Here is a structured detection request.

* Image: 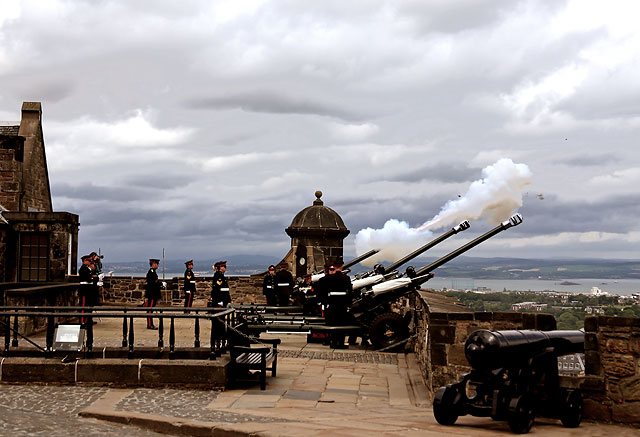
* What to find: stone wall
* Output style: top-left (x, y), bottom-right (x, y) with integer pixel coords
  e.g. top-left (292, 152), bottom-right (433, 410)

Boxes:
top-left (412, 290), bottom-right (556, 394)
top-left (101, 275), bottom-right (264, 305)
top-left (2, 283), bottom-right (78, 334)
top-left (582, 316), bottom-right (640, 425)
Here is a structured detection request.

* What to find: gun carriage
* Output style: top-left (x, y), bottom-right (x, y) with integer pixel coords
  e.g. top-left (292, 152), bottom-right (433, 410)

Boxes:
top-left (433, 329), bottom-right (585, 434)
top-left (235, 214), bottom-right (523, 350)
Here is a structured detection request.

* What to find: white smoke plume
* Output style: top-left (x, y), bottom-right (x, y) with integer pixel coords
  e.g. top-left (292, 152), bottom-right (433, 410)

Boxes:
top-left (355, 158), bottom-right (532, 266)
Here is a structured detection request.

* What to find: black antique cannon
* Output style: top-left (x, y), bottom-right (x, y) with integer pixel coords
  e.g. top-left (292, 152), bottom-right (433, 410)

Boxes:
top-left (433, 329), bottom-right (585, 434)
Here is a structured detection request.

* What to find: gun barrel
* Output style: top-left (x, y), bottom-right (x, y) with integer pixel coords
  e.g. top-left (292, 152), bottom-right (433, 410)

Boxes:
top-left (342, 249), bottom-right (380, 270)
top-left (414, 214), bottom-right (522, 277)
top-left (383, 220), bottom-right (470, 274)
top-left (465, 329), bottom-right (584, 370)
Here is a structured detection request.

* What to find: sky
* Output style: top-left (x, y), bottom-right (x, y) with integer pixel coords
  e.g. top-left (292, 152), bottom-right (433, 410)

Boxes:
top-left (2, 0), bottom-right (640, 263)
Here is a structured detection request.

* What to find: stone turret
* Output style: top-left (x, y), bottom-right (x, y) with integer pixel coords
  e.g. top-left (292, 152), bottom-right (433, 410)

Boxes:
top-left (284, 191), bottom-right (350, 278)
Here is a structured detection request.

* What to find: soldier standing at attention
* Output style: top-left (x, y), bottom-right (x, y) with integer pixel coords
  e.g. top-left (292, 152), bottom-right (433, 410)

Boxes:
top-left (275, 262), bottom-right (294, 306)
top-left (145, 258), bottom-right (165, 329)
top-left (183, 260), bottom-right (196, 312)
top-left (321, 259), bottom-right (353, 349)
top-left (210, 261), bottom-right (231, 307)
top-left (78, 255), bottom-right (95, 325)
top-left (262, 265), bottom-right (277, 306)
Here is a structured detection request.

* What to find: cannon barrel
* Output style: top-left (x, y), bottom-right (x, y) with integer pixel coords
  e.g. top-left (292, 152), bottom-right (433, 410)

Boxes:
top-left (465, 329), bottom-right (585, 371)
top-left (342, 249), bottom-right (380, 271)
top-left (311, 249), bottom-right (380, 282)
top-left (382, 220), bottom-right (470, 274)
top-left (414, 213), bottom-right (523, 277)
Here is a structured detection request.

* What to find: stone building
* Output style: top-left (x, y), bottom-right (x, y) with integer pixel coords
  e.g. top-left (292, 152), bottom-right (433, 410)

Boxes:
top-left (283, 191), bottom-right (350, 278)
top-left (0, 102), bottom-right (79, 282)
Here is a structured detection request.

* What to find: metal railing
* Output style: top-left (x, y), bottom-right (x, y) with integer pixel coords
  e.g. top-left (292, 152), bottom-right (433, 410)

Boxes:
top-left (0, 305), bottom-right (236, 360)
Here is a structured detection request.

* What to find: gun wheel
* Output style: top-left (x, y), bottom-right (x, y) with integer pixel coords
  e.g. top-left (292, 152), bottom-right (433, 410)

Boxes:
top-left (508, 395), bottom-right (535, 434)
top-left (433, 386), bottom-right (459, 426)
top-left (560, 390), bottom-right (583, 428)
top-left (368, 312), bottom-right (408, 350)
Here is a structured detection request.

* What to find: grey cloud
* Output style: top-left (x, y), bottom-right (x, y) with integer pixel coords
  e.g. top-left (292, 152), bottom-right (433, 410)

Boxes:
top-left (187, 92), bottom-right (367, 122)
top-left (382, 163), bottom-right (480, 184)
top-left (563, 154), bottom-right (619, 167)
top-left (52, 183), bottom-right (149, 202)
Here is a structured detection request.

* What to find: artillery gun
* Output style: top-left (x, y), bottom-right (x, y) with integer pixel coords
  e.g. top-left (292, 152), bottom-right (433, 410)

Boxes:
top-left (236, 214), bottom-right (523, 350)
top-left (350, 214), bottom-right (523, 349)
top-left (350, 220), bottom-right (470, 291)
top-left (433, 328), bottom-right (585, 434)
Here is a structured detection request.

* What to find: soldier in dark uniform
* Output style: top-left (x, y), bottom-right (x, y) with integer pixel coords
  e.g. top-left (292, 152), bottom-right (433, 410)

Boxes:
top-left (145, 258), bottom-right (164, 329)
top-left (78, 255), bottom-right (95, 325)
top-left (274, 262), bottom-right (294, 306)
top-left (183, 260), bottom-right (196, 312)
top-left (210, 261), bottom-right (231, 307)
top-left (320, 259), bottom-right (353, 349)
top-left (262, 265), bottom-right (277, 306)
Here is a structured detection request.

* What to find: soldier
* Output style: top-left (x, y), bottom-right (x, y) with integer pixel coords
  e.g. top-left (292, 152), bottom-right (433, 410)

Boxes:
top-left (210, 261), bottom-right (231, 307)
top-left (184, 260), bottom-right (196, 312)
top-left (275, 262), bottom-right (294, 306)
top-left (89, 251), bottom-right (104, 305)
top-left (262, 265), bottom-right (277, 306)
top-left (320, 259), bottom-right (353, 349)
top-left (78, 255), bottom-right (96, 325)
top-left (145, 258), bottom-right (165, 329)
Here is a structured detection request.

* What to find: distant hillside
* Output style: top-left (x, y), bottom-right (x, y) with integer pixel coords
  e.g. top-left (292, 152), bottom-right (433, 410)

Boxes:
top-left (100, 254), bottom-right (640, 279)
top-left (100, 254), bottom-right (282, 276)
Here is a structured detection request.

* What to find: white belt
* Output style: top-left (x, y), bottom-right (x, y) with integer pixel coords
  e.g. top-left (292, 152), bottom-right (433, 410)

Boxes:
top-left (220, 288), bottom-right (229, 291)
top-left (328, 292), bottom-right (347, 296)
top-left (218, 301), bottom-right (224, 305)
top-left (266, 285), bottom-right (273, 289)
top-left (277, 283), bottom-right (289, 287)
top-left (190, 281), bottom-right (196, 284)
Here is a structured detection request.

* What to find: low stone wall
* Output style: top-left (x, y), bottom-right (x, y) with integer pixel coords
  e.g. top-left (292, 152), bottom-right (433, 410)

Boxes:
top-left (412, 290), bottom-right (557, 395)
top-left (101, 275), bottom-right (264, 305)
top-left (2, 283), bottom-right (79, 334)
top-left (582, 316), bottom-right (640, 425)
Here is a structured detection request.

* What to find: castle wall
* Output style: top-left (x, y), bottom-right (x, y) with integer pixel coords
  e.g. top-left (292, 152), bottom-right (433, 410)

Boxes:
top-left (101, 275), bottom-right (264, 305)
top-left (582, 316), bottom-right (640, 425)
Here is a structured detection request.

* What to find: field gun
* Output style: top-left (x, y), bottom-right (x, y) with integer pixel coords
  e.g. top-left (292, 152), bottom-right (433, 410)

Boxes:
top-left (349, 214), bottom-right (523, 349)
top-left (433, 329), bottom-right (585, 434)
top-left (235, 214), bottom-right (523, 351)
top-left (350, 220), bottom-right (471, 291)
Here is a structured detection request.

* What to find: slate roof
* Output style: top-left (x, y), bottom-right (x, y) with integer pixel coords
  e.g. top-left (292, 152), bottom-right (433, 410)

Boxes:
top-left (0, 123), bottom-right (20, 136)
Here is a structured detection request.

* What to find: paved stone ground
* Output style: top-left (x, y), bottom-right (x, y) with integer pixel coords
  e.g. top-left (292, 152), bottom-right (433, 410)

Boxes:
top-left (5, 314), bottom-right (640, 436)
top-left (0, 386), bottom-right (164, 436)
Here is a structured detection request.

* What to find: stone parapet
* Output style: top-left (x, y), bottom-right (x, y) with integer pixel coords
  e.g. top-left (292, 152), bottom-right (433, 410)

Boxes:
top-left (101, 275), bottom-right (264, 305)
top-left (583, 315), bottom-right (640, 425)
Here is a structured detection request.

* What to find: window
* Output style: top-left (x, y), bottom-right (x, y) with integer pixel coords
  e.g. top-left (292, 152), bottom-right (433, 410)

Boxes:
top-left (20, 233), bottom-right (48, 281)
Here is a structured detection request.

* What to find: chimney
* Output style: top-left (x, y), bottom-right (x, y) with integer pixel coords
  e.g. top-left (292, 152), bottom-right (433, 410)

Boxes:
top-left (21, 102), bottom-right (42, 121)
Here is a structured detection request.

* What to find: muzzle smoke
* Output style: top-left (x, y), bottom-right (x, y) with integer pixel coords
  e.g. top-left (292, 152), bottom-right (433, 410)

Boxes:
top-left (355, 158), bottom-right (532, 266)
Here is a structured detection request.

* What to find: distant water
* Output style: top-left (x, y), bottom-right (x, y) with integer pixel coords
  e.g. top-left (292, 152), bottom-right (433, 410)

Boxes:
top-left (424, 277), bottom-right (640, 295)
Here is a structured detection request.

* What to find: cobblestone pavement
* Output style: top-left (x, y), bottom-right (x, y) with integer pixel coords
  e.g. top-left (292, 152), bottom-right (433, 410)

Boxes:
top-left (278, 349), bottom-right (398, 364)
top-left (115, 388), bottom-right (291, 423)
top-left (0, 386), bottom-right (164, 436)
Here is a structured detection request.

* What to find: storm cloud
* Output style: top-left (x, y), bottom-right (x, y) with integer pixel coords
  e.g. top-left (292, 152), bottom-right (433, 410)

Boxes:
top-left (2, 0), bottom-right (640, 263)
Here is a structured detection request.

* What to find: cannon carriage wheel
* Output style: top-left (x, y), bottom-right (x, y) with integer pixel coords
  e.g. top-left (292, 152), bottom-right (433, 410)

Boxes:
top-left (433, 386), bottom-right (460, 426)
top-left (560, 390), bottom-right (583, 428)
top-left (507, 395), bottom-right (535, 434)
top-left (368, 312), bottom-right (408, 350)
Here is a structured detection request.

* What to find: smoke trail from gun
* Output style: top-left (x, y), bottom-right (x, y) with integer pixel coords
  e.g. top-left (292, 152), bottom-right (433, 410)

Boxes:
top-left (355, 159), bottom-right (532, 266)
